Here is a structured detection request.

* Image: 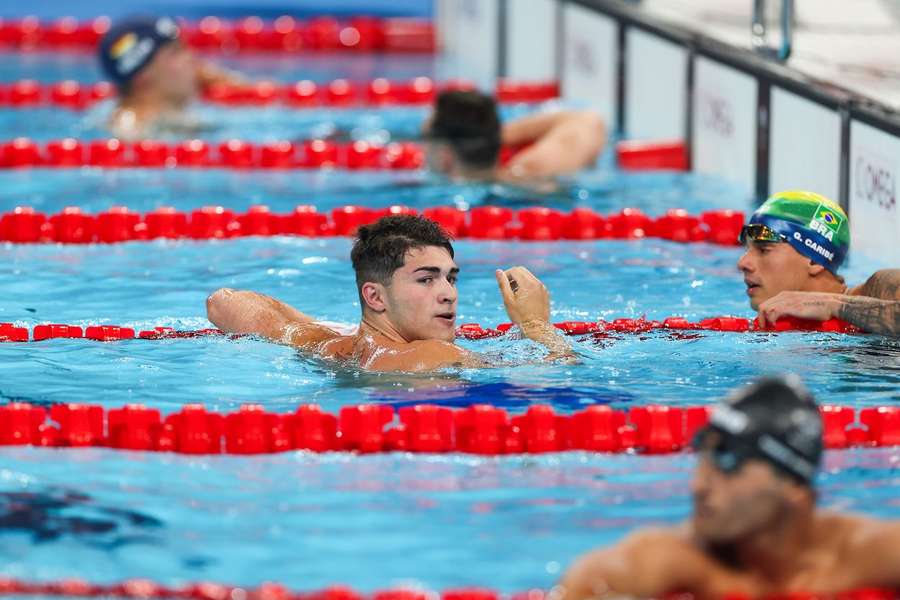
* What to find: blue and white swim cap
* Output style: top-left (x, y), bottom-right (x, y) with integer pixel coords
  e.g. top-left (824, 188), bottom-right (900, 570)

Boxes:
top-left (98, 16), bottom-right (180, 88)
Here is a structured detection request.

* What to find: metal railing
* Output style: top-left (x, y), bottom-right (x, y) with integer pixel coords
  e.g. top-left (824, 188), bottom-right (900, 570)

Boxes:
top-left (751, 0), bottom-right (794, 61)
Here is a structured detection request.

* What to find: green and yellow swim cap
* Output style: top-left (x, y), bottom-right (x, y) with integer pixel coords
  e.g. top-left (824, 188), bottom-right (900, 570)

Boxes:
top-left (746, 190), bottom-right (850, 272)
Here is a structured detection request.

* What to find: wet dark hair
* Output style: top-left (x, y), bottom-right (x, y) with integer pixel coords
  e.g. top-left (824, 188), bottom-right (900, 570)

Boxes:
top-left (429, 90), bottom-right (501, 169)
top-left (351, 215), bottom-right (455, 298)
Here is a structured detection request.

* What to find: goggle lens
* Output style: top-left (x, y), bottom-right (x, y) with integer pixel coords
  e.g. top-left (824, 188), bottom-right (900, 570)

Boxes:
top-left (739, 223), bottom-right (785, 245)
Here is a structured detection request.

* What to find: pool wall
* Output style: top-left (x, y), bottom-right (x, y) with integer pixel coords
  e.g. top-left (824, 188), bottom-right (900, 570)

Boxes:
top-left (437, 0), bottom-right (900, 267)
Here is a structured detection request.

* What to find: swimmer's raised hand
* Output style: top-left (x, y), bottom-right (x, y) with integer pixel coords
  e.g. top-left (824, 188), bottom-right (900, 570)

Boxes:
top-left (495, 267), bottom-right (575, 362)
top-left (495, 266), bottom-right (551, 327)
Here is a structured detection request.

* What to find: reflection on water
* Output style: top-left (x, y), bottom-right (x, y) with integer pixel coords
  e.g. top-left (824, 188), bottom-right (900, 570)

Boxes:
top-left (0, 489), bottom-right (162, 546)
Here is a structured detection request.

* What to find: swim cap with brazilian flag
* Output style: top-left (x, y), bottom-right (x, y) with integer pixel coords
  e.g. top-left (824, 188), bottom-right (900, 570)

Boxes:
top-left (747, 190), bottom-right (850, 273)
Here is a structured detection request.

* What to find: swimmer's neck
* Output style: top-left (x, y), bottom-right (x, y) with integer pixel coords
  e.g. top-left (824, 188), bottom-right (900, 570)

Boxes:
top-left (720, 507), bottom-right (817, 584)
top-left (806, 274), bottom-right (849, 296)
top-left (119, 86), bottom-right (191, 116)
top-left (358, 315), bottom-right (411, 344)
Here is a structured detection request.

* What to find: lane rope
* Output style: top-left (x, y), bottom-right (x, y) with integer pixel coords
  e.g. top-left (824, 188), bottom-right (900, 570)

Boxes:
top-left (0, 138), bottom-right (425, 170)
top-left (0, 205), bottom-right (743, 244)
top-left (0, 396), bottom-right (890, 455)
top-left (0, 16), bottom-right (436, 53)
top-left (0, 579), bottom-right (894, 600)
top-left (0, 78), bottom-right (559, 110)
top-left (0, 314), bottom-right (861, 346)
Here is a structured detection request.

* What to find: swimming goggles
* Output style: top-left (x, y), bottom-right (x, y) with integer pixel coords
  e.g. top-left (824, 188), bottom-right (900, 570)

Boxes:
top-left (738, 223), bottom-right (787, 245)
top-left (691, 429), bottom-right (753, 475)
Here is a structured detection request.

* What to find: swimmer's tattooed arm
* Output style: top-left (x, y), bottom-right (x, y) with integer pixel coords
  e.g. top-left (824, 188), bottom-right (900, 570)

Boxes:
top-left (840, 269), bottom-right (900, 337)
top-left (758, 270), bottom-right (900, 336)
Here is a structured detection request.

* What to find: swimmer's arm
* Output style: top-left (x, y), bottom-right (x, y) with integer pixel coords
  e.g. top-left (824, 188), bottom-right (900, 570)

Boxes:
top-left (206, 288), bottom-right (337, 348)
top-left (559, 530), bottom-right (695, 599)
top-left (499, 110), bottom-right (606, 179)
top-left (757, 273), bottom-right (900, 336)
top-left (196, 60), bottom-right (247, 90)
top-left (838, 270), bottom-right (900, 336)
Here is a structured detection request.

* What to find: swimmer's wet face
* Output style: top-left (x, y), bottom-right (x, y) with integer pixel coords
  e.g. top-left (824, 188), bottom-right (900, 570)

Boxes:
top-left (738, 240), bottom-right (815, 310)
top-left (378, 245), bottom-right (459, 342)
top-left (352, 215), bottom-right (458, 342)
top-left (136, 40), bottom-right (199, 104)
top-left (690, 376), bottom-right (822, 544)
top-left (691, 432), bottom-right (798, 544)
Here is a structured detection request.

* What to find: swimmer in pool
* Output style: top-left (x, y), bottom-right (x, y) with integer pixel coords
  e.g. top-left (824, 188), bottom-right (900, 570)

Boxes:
top-left (206, 214), bottom-right (575, 372)
top-left (97, 16), bottom-right (243, 140)
top-left (559, 376), bottom-right (900, 599)
top-left (738, 190), bottom-right (899, 336)
top-left (422, 89), bottom-right (606, 185)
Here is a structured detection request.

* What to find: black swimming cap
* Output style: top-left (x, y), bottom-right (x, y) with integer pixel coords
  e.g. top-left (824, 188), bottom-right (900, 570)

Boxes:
top-left (695, 376), bottom-right (823, 484)
top-left (98, 16), bottom-right (180, 88)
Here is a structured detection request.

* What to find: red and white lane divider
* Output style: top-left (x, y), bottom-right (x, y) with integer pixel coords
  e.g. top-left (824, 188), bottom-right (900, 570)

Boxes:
top-left (0, 78), bottom-right (559, 110)
top-left (0, 16), bottom-right (436, 53)
top-left (0, 315), bottom-right (861, 345)
top-left (0, 205), bottom-right (744, 244)
top-left (0, 398), bottom-right (892, 455)
top-left (0, 580), bottom-right (894, 600)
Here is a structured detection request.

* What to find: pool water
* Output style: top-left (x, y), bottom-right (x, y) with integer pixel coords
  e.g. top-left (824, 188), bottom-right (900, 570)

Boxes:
top-left (2, 45), bottom-right (900, 596)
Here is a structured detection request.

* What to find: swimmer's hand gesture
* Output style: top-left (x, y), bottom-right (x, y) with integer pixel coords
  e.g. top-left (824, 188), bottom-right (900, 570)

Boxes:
top-left (495, 267), bottom-right (576, 362)
top-left (495, 266), bottom-right (551, 327)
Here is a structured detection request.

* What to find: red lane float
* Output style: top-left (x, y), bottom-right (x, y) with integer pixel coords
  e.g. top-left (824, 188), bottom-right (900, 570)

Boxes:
top-left (616, 140), bottom-right (689, 171)
top-left (0, 314), bottom-right (862, 346)
top-left (0, 16), bottom-right (435, 53)
top-left (0, 399), bottom-right (893, 456)
top-left (0, 78), bottom-right (559, 110)
top-left (0, 138), bottom-right (425, 170)
top-left (0, 581), bottom-right (893, 600)
top-left (0, 205), bottom-right (746, 245)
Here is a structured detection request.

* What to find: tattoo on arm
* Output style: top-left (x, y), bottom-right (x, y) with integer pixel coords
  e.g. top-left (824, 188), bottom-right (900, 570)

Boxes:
top-left (838, 296), bottom-right (900, 337)
top-left (859, 270), bottom-right (900, 301)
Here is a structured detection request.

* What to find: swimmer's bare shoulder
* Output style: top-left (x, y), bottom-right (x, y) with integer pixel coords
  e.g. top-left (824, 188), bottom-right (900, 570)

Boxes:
top-left (826, 511), bottom-right (900, 588)
top-left (360, 338), bottom-right (484, 372)
top-left (559, 526), bottom-right (741, 600)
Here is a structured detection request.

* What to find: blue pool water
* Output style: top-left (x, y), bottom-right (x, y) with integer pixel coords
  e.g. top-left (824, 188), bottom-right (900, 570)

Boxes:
top-left (2, 43), bottom-right (900, 597)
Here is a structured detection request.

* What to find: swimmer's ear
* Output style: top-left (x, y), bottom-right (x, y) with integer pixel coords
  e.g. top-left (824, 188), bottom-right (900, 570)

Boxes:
top-left (807, 260), bottom-right (827, 277)
top-left (360, 281), bottom-right (387, 313)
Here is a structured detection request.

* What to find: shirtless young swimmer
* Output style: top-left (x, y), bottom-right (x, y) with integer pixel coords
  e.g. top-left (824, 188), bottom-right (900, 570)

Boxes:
top-left (206, 215), bottom-right (575, 372)
top-left (559, 376), bottom-right (900, 599)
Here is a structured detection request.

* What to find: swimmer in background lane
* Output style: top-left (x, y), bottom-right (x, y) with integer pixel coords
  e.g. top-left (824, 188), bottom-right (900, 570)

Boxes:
top-left (560, 376), bottom-right (900, 599)
top-left (423, 89), bottom-right (606, 189)
top-left (738, 190), bottom-right (900, 336)
top-left (206, 215), bottom-right (575, 372)
top-left (98, 16), bottom-right (244, 140)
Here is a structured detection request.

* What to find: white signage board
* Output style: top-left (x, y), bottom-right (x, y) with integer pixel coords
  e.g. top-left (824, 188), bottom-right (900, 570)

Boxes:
top-left (435, 0), bottom-right (500, 85)
top-left (769, 88), bottom-right (841, 201)
top-left (692, 57), bottom-right (759, 194)
top-left (505, 0), bottom-right (558, 81)
top-left (848, 120), bottom-right (900, 265)
top-left (624, 28), bottom-right (688, 140)
top-left (561, 2), bottom-right (617, 125)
